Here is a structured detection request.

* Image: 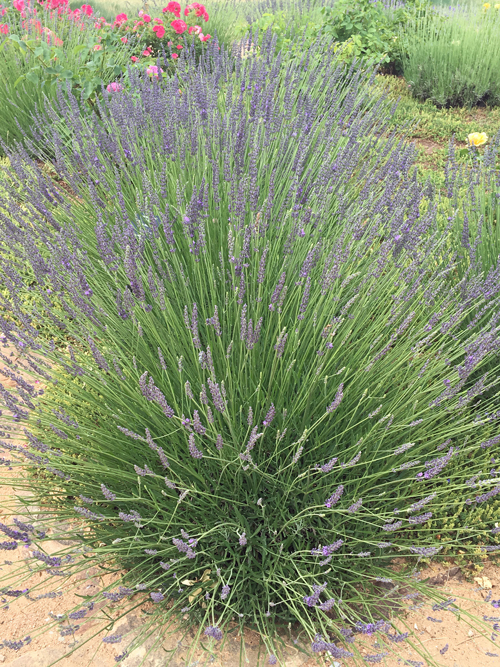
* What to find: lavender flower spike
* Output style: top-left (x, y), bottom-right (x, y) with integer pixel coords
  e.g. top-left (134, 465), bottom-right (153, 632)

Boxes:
top-left (325, 485), bottom-right (344, 508)
top-left (263, 404), bottom-right (276, 427)
top-left (326, 383), bottom-right (344, 413)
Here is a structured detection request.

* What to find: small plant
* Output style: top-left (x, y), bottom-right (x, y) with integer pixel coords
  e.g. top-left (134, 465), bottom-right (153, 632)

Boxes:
top-left (399, 3), bottom-right (500, 107)
top-left (1, 38), bottom-right (499, 664)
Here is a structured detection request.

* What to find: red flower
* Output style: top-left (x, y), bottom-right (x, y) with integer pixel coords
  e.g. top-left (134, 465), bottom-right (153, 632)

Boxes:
top-left (0, 23), bottom-right (8, 34)
top-left (163, 1), bottom-right (181, 17)
top-left (170, 19), bottom-right (187, 34)
top-left (152, 24), bottom-right (165, 38)
top-left (176, 44), bottom-right (183, 49)
top-left (131, 55), bottom-right (138, 62)
top-left (171, 53), bottom-right (178, 59)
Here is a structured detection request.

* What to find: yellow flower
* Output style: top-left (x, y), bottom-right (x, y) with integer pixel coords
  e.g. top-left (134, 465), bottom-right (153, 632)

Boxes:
top-left (467, 132), bottom-right (488, 147)
top-left (484, 2), bottom-right (491, 8)
top-left (495, 3), bottom-right (500, 7)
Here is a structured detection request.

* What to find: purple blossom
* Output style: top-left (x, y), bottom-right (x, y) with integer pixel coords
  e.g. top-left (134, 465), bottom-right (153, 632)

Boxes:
top-left (239, 533), bottom-right (247, 546)
top-left (326, 383), bottom-right (344, 413)
top-left (409, 546), bottom-right (442, 556)
top-left (311, 540), bottom-right (343, 557)
top-left (150, 591), bottom-right (164, 603)
top-left (347, 498), bottom-right (363, 513)
top-left (408, 493), bottom-right (436, 513)
top-left (408, 512), bottom-right (432, 525)
top-left (274, 330), bottom-right (288, 358)
top-left (318, 598), bottom-right (336, 611)
top-left (303, 581), bottom-right (327, 607)
top-left (382, 521), bottom-right (402, 532)
top-left (311, 635), bottom-right (353, 659)
top-left (188, 433), bottom-right (203, 459)
top-left (221, 584), bottom-right (230, 600)
top-left (192, 410), bottom-right (206, 435)
top-left (325, 485), bottom-right (344, 508)
top-left (103, 635), bottom-right (122, 644)
top-left (319, 457), bottom-right (338, 472)
top-left (101, 484), bottom-right (116, 501)
top-left (204, 626), bottom-right (223, 641)
top-left (263, 403), bottom-right (276, 427)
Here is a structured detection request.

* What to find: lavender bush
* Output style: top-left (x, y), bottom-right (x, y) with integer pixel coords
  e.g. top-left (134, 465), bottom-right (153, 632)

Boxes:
top-left (0, 37), bottom-right (499, 664)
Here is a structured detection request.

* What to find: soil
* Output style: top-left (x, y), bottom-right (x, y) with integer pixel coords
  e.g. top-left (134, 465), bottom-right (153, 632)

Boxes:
top-left (1, 346), bottom-right (499, 667)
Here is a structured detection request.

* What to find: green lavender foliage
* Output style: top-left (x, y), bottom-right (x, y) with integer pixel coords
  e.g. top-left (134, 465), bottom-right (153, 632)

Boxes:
top-left (399, 3), bottom-right (500, 107)
top-left (0, 39), bottom-right (499, 664)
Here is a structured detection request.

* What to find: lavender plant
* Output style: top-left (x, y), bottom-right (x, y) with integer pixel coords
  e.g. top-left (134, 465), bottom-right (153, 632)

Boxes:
top-left (0, 37), bottom-right (499, 664)
top-left (443, 130), bottom-right (500, 277)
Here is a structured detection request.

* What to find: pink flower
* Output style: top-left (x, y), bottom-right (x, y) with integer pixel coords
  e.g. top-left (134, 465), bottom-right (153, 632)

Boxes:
top-left (0, 23), bottom-right (8, 34)
top-left (153, 17), bottom-right (163, 24)
top-left (152, 24), bottom-right (165, 38)
top-left (176, 44), bottom-right (183, 49)
top-left (171, 18), bottom-right (187, 33)
top-left (115, 12), bottom-right (127, 22)
top-left (163, 1), bottom-right (181, 17)
top-left (106, 82), bottom-right (123, 93)
top-left (13, 0), bottom-right (25, 11)
top-left (93, 44), bottom-right (102, 51)
top-left (146, 64), bottom-right (163, 77)
top-left (143, 13), bottom-right (151, 22)
top-left (131, 55), bottom-right (138, 62)
top-left (188, 25), bottom-right (202, 34)
top-left (200, 33), bottom-right (211, 41)
top-left (171, 53), bottom-right (178, 59)
top-left (81, 4), bottom-right (93, 16)
top-left (142, 48), bottom-right (152, 56)
top-left (120, 36), bottom-right (128, 43)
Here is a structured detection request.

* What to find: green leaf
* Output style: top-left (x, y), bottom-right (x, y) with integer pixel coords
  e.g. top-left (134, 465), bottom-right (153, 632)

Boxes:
top-left (13, 74), bottom-right (26, 89)
top-left (73, 44), bottom-right (88, 56)
top-left (60, 70), bottom-right (74, 80)
top-left (26, 71), bottom-right (39, 85)
top-left (83, 80), bottom-right (95, 99)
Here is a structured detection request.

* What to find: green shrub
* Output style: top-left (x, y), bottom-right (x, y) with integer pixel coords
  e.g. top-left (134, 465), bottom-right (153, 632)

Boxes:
top-left (1, 38), bottom-right (499, 665)
top-left (400, 4), bottom-right (500, 107)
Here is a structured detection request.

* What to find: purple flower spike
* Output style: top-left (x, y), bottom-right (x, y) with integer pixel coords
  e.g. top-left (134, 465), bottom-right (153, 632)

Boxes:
top-left (150, 591), bottom-right (164, 603)
top-left (221, 584), bottom-right (230, 600)
top-left (326, 383), bottom-right (344, 413)
top-left (324, 485), bottom-right (344, 508)
top-left (263, 404), bottom-right (276, 427)
top-left (188, 433), bottom-right (203, 459)
top-left (204, 626), bottom-right (223, 641)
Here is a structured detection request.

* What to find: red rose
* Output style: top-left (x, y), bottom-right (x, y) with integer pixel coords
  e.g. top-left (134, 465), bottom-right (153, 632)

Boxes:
top-left (153, 24), bottom-right (166, 38)
top-left (170, 19), bottom-right (187, 34)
